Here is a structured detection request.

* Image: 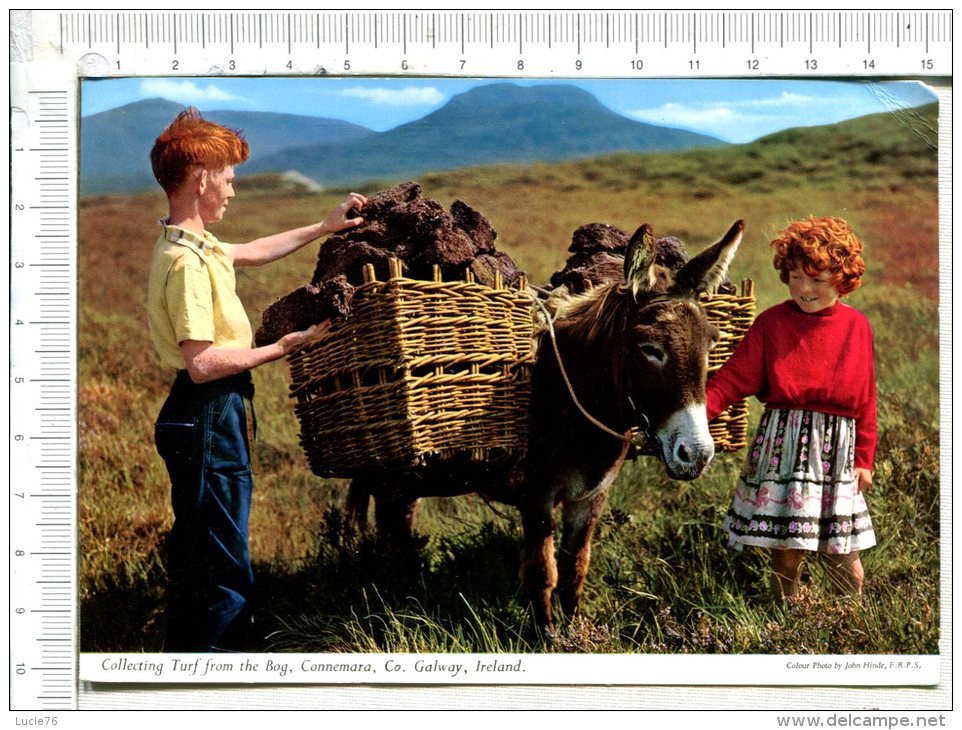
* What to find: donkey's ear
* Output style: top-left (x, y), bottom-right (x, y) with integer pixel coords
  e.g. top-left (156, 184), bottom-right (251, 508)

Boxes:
top-left (624, 224), bottom-right (659, 301)
top-left (671, 220), bottom-right (744, 295)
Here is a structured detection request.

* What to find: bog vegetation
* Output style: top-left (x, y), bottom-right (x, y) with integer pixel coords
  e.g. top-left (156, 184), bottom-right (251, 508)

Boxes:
top-left (79, 104), bottom-right (940, 654)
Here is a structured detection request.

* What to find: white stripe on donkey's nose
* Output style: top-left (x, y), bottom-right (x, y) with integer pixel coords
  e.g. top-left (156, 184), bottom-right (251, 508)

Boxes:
top-left (660, 404), bottom-right (714, 480)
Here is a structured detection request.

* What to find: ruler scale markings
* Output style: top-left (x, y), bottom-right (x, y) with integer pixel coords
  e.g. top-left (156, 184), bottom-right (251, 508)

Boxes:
top-left (11, 85), bottom-right (76, 708)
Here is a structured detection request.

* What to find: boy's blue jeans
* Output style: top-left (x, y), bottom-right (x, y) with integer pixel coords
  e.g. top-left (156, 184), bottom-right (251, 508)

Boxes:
top-left (155, 370), bottom-right (256, 652)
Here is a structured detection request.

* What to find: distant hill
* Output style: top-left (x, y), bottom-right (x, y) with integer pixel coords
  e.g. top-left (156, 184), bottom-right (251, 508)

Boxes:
top-left (756, 101), bottom-right (938, 154)
top-left (80, 84), bottom-right (726, 196)
top-left (245, 83), bottom-right (726, 186)
top-left (80, 98), bottom-right (376, 195)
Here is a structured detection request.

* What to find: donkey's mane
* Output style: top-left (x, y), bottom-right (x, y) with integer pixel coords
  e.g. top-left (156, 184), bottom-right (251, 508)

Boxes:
top-left (555, 282), bottom-right (628, 345)
top-left (556, 277), bottom-right (700, 348)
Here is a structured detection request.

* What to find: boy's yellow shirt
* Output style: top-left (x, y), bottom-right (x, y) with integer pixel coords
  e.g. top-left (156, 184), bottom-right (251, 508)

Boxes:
top-left (147, 219), bottom-right (253, 371)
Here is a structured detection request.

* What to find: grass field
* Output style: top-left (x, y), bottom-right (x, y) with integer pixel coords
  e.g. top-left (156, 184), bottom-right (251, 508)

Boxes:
top-left (78, 104), bottom-right (940, 654)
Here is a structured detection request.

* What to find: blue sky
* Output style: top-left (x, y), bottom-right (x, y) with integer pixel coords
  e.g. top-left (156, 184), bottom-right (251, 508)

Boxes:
top-left (81, 76), bottom-right (937, 144)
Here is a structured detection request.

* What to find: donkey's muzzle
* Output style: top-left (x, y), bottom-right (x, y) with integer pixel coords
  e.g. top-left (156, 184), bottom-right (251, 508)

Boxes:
top-left (658, 405), bottom-right (715, 480)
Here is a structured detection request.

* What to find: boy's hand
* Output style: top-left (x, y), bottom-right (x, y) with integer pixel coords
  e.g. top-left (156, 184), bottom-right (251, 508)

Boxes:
top-left (277, 321), bottom-right (331, 354)
top-left (323, 192), bottom-right (368, 234)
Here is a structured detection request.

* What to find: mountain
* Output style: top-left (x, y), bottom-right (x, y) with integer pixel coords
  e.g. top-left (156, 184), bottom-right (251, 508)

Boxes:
top-left (80, 85), bottom-right (726, 196)
top-left (245, 83), bottom-right (726, 186)
top-left (80, 98), bottom-right (376, 195)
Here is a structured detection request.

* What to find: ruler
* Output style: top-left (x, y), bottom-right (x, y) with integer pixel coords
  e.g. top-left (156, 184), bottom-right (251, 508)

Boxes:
top-left (7, 9), bottom-right (952, 712)
top-left (24, 10), bottom-right (954, 76)
top-left (9, 79), bottom-right (77, 711)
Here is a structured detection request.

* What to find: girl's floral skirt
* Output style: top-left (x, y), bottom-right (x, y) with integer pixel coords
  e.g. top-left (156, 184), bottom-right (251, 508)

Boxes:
top-left (724, 408), bottom-right (876, 555)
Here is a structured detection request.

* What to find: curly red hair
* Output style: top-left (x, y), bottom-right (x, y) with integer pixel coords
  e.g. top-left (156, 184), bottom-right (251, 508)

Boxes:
top-left (150, 107), bottom-right (250, 194)
top-left (771, 217), bottom-right (865, 296)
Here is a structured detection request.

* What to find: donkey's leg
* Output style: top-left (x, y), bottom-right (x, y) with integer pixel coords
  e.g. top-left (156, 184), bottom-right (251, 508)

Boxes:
top-left (520, 498), bottom-right (558, 631)
top-left (557, 490), bottom-right (607, 618)
top-left (374, 492), bottom-right (420, 547)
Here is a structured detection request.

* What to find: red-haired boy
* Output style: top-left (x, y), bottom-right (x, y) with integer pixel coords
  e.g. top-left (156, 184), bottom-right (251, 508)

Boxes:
top-left (148, 107), bottom-right (366, 651)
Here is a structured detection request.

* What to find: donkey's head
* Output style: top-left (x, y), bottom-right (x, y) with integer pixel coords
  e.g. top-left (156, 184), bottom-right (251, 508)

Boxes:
top-left (619, 220), bottom-right (744, 479)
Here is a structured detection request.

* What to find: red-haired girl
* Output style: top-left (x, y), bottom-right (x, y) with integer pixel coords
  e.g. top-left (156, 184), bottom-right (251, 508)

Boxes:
top-left (706, 216), bottom-right (877, 599)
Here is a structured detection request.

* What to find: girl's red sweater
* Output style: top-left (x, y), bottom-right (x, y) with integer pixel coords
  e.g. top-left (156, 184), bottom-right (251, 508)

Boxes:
top-left (706, 299), bottom-right (877, 469)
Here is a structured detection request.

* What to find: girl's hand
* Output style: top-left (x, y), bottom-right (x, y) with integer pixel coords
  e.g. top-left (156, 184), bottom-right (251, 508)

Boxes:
top-left (323, 192), bottom-right (368, 234)
top-left (854, 467), bottom-right (873, 494)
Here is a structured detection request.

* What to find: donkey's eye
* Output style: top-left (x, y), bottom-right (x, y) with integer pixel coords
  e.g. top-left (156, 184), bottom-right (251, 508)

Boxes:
top-left (639, 343), bottom-right (667, 365)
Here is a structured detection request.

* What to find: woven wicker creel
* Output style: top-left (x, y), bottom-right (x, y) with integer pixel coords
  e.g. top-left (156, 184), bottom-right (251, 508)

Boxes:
top-left (288, 259), bottom-right (535, 477)
top-left (288, 263), bottom-right (755, 477)
top-left (703, 279), bottom-right (756, 452)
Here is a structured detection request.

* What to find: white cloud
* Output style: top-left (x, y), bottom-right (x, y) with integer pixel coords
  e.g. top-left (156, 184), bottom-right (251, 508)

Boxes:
top-left (734, 91), bottom-right (822, 110)
top-left (627, 92), bottom-right (857, 143)
top-left (139, 79), bottom-right (246, 105)
top-left (341, 86), bottom-right (444, 107)
top-left (632, 102), bottom-right (737, 129)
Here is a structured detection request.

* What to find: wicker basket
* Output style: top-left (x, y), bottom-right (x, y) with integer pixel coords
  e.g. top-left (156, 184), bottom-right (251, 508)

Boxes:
top-left (288, 259), bottom-right (535, 477)
top-left (704, 279), bottom-right (756, 452)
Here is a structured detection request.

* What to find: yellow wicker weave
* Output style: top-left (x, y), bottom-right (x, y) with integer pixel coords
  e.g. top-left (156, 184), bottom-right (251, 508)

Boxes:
top-left (288, 259), bottom-right (535, 477)
top-left (703, 279), bottom-right (756, 452)
top-left (288, 264), bottom-right (755, 477)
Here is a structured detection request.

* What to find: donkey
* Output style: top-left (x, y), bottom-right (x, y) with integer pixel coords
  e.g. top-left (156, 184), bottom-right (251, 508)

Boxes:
top-left (349, 220), bottom-right (744, 631)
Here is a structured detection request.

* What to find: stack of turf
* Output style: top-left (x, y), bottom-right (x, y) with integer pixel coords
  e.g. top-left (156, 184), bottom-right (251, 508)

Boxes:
top-left (549, 222), bottom-right (694, 294)
top-left (256, 182), bottom-right (522, 346)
